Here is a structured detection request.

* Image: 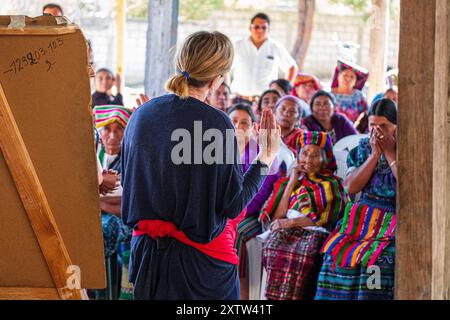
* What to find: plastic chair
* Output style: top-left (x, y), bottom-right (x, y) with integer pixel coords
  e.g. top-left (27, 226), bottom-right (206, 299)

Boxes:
top-left (277, 141), bottom-right (296, 171)
top-left (333, 134), bottom-right (368, 180)
top-left (334, 149), bottom-right (350, 180)
top-left (334, 134), bottom-right (368, 152)
top-left (260, 267), bottom-right (268, 300)
top-left (246, 237), bottom-right (263, 300)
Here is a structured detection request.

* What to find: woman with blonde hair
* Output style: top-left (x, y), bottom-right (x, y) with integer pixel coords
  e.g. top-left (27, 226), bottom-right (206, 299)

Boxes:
top-left (121, 31), bottom-right (280, 300)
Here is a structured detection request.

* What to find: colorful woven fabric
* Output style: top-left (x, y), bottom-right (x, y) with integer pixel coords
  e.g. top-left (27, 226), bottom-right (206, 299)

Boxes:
top-left (93, 105), bottom-right (132, 129)
top-left (259, 176), bottom-right (290, 228)
top-left (292, 73), bottom-right (322, 92)
top-left (321, 202), bottom-right (396, 269)
top-left (259, 174), bottom-right (347, 230)
top-left (331, 58), bottom-right (369, 91)
top-left (315, 243), bottom-right (395, 300)
top-left (289, 174), bottom-right (347, 230)
top-left (259, 132), bottom-right (344, 228)
top-left (334, 90), bottom-right (368, 123)
top-left (282, 128), bottom-right (303, 155)
top-left (262, 228), bottom-right (328, 300)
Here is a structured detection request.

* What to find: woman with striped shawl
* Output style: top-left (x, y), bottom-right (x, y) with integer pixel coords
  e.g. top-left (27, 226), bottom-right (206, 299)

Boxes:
top-left (92, 105), bottom-right (134, 300)
top-left (260, 131), bottom-right (347, 300)
top-left (315, 99), bottom-right (397, 300)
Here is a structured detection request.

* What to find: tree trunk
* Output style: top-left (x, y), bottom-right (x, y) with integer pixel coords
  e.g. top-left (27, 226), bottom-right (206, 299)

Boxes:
top-left (144, 0), bottom-right (179, 97)
top-left (368, 0), bottom-right (390, 103)
top-left (292, 0), bottom-right (315, 72)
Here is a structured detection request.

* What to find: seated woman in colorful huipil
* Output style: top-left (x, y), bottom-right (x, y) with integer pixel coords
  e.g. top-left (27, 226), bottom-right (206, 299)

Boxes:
top-left (259, 131), bottom-right (347, 300)
top-left (93, 105), bottom-right (134, 300)
top-left (228, 103), bottom-right (279, 299)
top-left (315, 99), bottom-right (397, 300)
top-left (331, 59), bottom-right (369, 130)
top-left (303, 90), bottom-right (357, 144)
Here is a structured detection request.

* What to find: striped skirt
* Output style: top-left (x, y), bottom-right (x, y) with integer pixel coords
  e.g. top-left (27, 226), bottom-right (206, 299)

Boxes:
top-left (262, 227), bottom-right (328, 300)
top-left (236, 215), bottom-right (263, 277)
top-left (315, 242), bottom-right (395, 300)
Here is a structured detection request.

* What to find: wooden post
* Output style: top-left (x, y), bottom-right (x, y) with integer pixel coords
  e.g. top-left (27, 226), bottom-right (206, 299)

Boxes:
top-left (368, 0), bottom-right (389, 103)
top-left (446, 0), bottom-right (450, 299)
top-left (397, 0), bottom-right (449, 300)
top-left (292, 0), bottom-right (315, 72)
top-left (144, 0), bottom-right (179, 97)
top-left (116, 0), bottom-right (126, 83)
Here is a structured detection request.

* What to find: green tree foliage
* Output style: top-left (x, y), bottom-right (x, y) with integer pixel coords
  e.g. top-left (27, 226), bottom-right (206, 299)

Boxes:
top-left (126, 0), bottom-right (226, 21)
top-left (330, 0), bottom-right (370, 12)
top-left (179, 0), bottom-right (226, 21)
top-left (127, 0), bottom-right (148, 19)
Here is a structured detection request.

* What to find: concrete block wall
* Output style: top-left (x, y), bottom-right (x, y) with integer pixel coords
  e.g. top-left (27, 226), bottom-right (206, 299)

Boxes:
top-left (81, 7), bottom-right (399, 87)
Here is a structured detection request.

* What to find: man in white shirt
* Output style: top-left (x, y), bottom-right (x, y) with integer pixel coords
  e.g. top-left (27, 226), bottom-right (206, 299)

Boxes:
top-left (230, 13), bottom-right (298, 100)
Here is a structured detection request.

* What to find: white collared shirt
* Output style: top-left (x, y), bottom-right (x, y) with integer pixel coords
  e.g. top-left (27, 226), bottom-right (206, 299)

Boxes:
top-left (231, 37), bottom-right (297, 96)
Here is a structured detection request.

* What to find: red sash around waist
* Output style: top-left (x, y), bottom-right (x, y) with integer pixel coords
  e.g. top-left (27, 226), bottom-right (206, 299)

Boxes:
top-left (132, 210), bottom-right (247, 266)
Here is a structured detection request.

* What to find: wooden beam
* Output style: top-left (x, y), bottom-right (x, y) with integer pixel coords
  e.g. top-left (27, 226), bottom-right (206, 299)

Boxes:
top-left (0, 288), bottom-right (60, 300)
top-left (368, 0), bottom-right (390, 103)
top-left (446, 0), bottom-right (450, 299)
top-left (116, 0), bottom-right (125, 82)
top-left (144, 0), bottom-right (179, 97)
top-left (397, 0), bottom-right (449, 300)
top-left (0, 83), bottom-right (87, 300)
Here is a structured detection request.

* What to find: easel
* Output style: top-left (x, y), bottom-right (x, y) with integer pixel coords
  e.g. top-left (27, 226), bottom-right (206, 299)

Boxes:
top-left (0, 16), bottom-right (103, 300)
top-left (0, 82), bottom-right (88, 300)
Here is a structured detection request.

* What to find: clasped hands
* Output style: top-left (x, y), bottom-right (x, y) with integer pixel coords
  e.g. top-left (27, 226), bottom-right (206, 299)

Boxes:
top-left (370, 125), bottom-right (396, 158)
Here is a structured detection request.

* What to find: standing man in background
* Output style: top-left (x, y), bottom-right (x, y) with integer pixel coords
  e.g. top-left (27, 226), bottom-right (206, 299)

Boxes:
top-left (231, 13), bottom-right (298, 102)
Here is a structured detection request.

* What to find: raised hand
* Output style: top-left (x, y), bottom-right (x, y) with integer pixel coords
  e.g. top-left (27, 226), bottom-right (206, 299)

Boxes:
top-left (289, 159), bottom-right (305, 183)
top-left (133, 93), bottom-right (151, 112)
top-left (257, 109), bottom-right (281, 166)
top-left (369, 127), bottom-right (382, 159)
top-left (375, 125), bottom-right (396, 154)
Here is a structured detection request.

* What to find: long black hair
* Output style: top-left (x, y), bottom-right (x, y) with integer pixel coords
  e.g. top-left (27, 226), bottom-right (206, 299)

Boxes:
top-left (270, 79), bottom-right (293, 95)
top-left (368, 98), bottom-right (397, 124)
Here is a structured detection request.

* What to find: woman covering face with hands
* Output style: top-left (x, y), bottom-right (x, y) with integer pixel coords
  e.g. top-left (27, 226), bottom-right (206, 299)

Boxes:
top-left (316, 99), bottom-right (397, 301)
top-left (369, 110), bottom-right (397, 179)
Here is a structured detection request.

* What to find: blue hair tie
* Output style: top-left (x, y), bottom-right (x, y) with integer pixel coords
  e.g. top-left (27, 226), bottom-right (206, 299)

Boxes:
top-left (181, 70), bottom-right (190, 79)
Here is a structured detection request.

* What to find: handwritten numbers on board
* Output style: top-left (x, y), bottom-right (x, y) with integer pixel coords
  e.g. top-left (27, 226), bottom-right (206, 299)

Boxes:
top-left (3, 37), bottom-right (65, 75)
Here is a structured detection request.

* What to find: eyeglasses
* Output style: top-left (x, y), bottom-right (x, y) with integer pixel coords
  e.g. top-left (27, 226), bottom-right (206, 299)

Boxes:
top-left (251, 25), bottom-right (268, 31)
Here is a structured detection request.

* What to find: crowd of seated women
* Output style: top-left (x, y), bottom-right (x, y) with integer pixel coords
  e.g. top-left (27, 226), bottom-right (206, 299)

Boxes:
top-left (217, 60), bottom-right (398, 300)
top-left (90, 55), bottom-right (398, 300)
